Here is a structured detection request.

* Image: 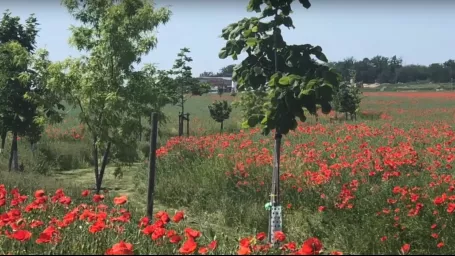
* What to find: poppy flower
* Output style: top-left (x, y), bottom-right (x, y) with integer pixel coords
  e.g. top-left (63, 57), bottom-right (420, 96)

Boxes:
top-left (401, 244), bottom-right (410, 254)
top-left (93, 194), bottom-right (105, 203)
top-left (198, 247), bottom-right (208, 255)
top-left (89, 220), bottom-right (106, 234)
top-left (184, 228), bottom-right (201, 239)
top-left (9, 230), bottom-right (32, 242)
top-left (34, 190), bottom-right (45, 198)
top-left (81, 190), bottom-right (90, 197)
top-left (256, 232), bottom-right (266, 241)
top-left (173, 211), bottom-right (185, 223)
top-left (59, 196), bottom-right (72, 205)
top-left (169, 235), bottom-right (182, 244)
top-left (238, 245), bottom-right (252, 255)
top-left (330, 251), bottom-right (343, 255)
top-left (179, 238), bottom-right (197, 255)
top-left (274, 231), bottom-right (286, 242)
top-left (30, 220), bottom-right (44, 228)
top-left (281, 242), bottom-right (297, 251)
top-left (299, 237), bottom-right (323, 255)
top-left (208, 240), bottom-right (217, 251)
top-left (113, 195), bottom-right (128, 206)
top-left (239, 237), bottom-right (251, 248)
top-left (105, 241), bottom-right (134, 255)
top-left (158, 212), bottom-right (170, 224)
top-left (151, 228), bottom-right (166, 241)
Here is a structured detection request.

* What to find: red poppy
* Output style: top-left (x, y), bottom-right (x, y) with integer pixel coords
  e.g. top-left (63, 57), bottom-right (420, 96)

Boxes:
top-left (281, 242), bottom-right (297, 252)
top-left (172, 211), bottom-right (185, 223)
top-left (30, 220), bottom-right (44, 228)
top-left (179, 238), bottom-right (197, 255)
top-left (198, 247), bottom-right (208, 255)
top-left (93, 194), bottom-right (105, 203)
top-left (208, 240), bottom-right (217, 251)
top-left (113, 195), bottom-right (128, 206)
top-left (158, 212), bottom-right (170, 224)
top-left (169, 235), bottom-right (182, 244)
top-left (59, 196), bottom-right (72, 205)
top-left (437, 242), bottom-right (444, 248)
top-left (9, 230), bottom-right (32, 242)
top-left (81, 190), bottom-right (90, 197)
top-left (238, 245), bottom-right (252, 255)
top-left (299, 237), bottom-right (323, 255)
top-left (89, 220), bottom-right (106, 234)
top-left (184, 227), bottom-right (201, 239)
top-left (151, 228), bottom-right (166, 241)
top-left (139, 216), bottom-right (149, 227)
top-left (34, 190), bottom-right (45, 198)
top-left (105, 241), bottom-right (134, 255)
top-left (330, 251), bottom-right (343, 255)
top-left (36, 226), bottom-right (59, 244)
top-left (256, 232), bottom-right (266, 241)
top-left (401, 244), bottom-right (410, 254)
top-left (274, 231), bottom-right (286, 242)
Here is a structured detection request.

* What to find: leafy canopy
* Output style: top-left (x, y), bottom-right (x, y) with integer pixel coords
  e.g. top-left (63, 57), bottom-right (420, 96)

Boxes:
top-left (208, 100), bottom-right (232, 123)
top-left (219, 0), bottom-right (340, 135)
top-left (47, 0), bottom-right (171, 150)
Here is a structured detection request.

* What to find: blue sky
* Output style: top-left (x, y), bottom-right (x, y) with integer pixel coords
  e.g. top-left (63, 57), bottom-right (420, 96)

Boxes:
top-left (2, 0), bottom-right (455, 76)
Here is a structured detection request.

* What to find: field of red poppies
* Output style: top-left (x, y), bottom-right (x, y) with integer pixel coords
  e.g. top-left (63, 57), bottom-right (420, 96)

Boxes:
top-left (2, 92), bottom-right (455, 255)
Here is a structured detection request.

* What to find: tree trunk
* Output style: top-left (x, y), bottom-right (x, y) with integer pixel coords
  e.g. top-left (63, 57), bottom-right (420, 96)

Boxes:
top-left (96, 142), bottom-right (112, 194)
top-left (0, 130), bottom-right (6, 154)
top-left (93, 136), bottom-right (99, 191)
top-left (138, 116), bottom-right (142, 142)
top-left (9, 132), bottom-right (19, 172)
top-left (220, 121), bottom-right (224, 133)
top-left (178, 113), bottom-right (183, 137)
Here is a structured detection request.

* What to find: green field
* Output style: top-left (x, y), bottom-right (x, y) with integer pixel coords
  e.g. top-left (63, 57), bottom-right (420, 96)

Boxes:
top-left (2, 92), bottom-right (455, 254)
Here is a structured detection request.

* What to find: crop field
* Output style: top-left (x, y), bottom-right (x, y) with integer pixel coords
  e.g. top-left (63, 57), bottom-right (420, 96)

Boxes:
top-left (1, 92), bottom-right (455, 255)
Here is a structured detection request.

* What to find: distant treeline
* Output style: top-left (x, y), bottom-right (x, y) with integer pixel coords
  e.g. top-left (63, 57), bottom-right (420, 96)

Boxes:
top-left (329, 56), bottom-right (455, 84)
top-left (203, 57), bottom-right (455, 85)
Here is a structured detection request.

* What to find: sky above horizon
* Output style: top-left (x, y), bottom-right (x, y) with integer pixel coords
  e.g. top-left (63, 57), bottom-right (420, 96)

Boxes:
top-left (2, 0), bottom-right (455, 76)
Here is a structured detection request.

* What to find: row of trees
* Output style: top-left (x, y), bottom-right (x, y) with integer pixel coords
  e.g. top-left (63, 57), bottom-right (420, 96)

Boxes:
top-left (0, 1), bottom-right (209, 194)
top-left (330, 56), bottom-right (455, 84)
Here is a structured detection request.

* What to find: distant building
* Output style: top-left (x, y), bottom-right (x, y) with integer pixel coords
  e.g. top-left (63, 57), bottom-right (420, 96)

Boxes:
top-left (197, 77), bottom-right (233, 93)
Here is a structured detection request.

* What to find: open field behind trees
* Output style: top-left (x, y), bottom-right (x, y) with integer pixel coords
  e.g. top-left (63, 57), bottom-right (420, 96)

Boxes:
top-left (2, 92), bottom-right (455, 254)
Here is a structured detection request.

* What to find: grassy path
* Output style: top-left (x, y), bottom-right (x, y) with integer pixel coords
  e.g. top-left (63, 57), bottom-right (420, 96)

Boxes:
top-left (52, 165), bottom-right (245, 238)
top-left (53, 164), bottom-right (156, 210)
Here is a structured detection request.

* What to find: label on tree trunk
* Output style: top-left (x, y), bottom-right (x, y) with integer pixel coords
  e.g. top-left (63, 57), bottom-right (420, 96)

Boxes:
top-left (270, 205), bottom-right (282, 241)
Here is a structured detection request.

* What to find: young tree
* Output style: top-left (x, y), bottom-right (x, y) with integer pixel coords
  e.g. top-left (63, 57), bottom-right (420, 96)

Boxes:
top-left (46, 0), bottom-right (171, 193)
top-left (172, 48), bottom-right (193, 136)
top-left (0, 12), bottom-right (60, 170)
top-left (219, 0), bottom-right (339, 243)
top-left (333, 70), bottom-right (362, 121)
top-left (208, 100), bottom-right (232, 132)
top-left (172, 48), bottom-right (210, 136)
top-left (128, 64), bottom-right (179, 141)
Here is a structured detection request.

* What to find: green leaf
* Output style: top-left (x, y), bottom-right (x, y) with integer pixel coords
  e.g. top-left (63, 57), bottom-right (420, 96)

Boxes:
top-left (278, 76), bottom-right (291, 86)
top-left (252, 26), bottom-right (258, 32)
top-left (299, 89), bottom-right (314, 96)
top-left (246, 38), bottom-right (258, 47)
top-left (219, 49), bottom-right (228, 59)
top-left (243, 29), bottom-right (252, 37)
top-left (299, 0), bottom-right (311, 9)
top-left (311, 46), bottom-right (328, 62)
